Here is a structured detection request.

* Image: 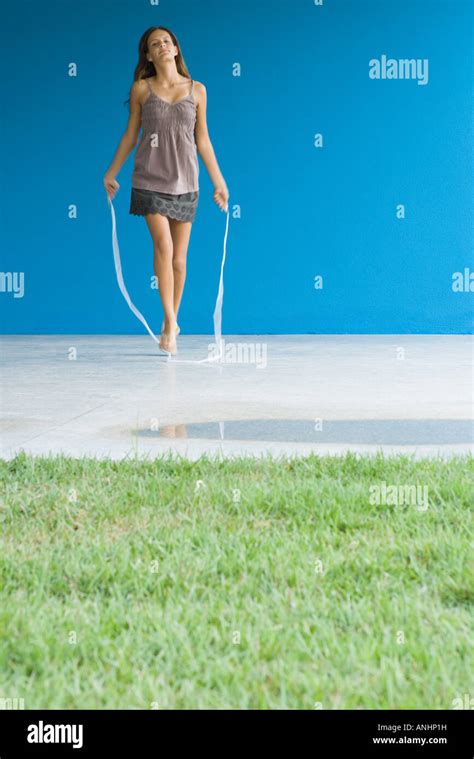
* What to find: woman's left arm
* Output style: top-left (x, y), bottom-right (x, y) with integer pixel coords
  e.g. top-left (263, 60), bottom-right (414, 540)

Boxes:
top-left (194, 81), bottom-right (229, 212)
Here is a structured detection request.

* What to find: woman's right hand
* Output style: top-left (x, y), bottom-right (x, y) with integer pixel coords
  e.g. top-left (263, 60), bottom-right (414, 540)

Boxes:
top-left (104, 173), bottom-right (120, 201)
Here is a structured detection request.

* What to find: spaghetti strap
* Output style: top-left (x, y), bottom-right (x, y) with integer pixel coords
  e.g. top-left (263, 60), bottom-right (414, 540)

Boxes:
top-left (145, 77), bottom-right (153, 94)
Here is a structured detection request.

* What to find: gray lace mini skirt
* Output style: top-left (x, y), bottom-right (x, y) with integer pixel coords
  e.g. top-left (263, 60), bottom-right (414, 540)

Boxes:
top-left (129, 187), bottom-right (199, 222)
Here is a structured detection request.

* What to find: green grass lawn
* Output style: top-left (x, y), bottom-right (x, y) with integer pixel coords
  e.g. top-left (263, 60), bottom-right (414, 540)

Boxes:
top-left (0, 451), bottom-right (472, 709)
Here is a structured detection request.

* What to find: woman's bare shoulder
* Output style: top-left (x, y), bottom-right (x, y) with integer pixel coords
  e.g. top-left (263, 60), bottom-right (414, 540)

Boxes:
top-left (131, 78), bottom-right (150, 105)
top-left (192, 80), bottom-right (206, 106)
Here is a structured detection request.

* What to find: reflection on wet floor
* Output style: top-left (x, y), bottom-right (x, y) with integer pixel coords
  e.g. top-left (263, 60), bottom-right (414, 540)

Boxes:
top-left (137, 419), bottom-right (474, 445)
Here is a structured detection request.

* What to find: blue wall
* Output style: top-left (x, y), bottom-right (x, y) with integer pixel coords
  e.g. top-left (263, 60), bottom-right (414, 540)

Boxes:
top-left (1, 0), bottom-right (472, 334)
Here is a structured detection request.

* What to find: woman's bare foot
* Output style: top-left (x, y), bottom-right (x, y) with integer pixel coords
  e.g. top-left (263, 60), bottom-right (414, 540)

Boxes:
top-left (160, 318), bottom-right (178, 355)
top-left (159, 334), bottom-right (177, 354)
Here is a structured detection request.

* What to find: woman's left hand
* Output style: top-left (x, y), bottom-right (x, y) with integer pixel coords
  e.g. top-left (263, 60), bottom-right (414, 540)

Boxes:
top-left (213, 184), bottom-right (229, 212)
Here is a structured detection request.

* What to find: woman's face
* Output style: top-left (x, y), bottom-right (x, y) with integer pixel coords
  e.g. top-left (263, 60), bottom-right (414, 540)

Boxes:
top-left (147, 30), bottom-right (178, 63)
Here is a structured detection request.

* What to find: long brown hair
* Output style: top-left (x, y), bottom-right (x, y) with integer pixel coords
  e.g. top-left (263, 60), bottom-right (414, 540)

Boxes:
top-left (123, 26), bottom-right (191, 107)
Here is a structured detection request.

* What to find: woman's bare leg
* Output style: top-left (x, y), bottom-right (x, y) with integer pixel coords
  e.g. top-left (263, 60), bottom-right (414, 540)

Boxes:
top-left (144, 212), bottom-right (177, 351)
top-left (168, 217), bottom-right (193, 325)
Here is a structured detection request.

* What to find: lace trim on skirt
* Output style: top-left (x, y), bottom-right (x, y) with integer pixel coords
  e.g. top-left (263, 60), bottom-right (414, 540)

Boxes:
top-left (130, 188), bottom-right (199, 222)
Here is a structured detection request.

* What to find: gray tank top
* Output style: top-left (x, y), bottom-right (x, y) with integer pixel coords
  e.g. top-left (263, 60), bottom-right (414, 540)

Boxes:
top-left (132, 77), bottom-right (199, 194)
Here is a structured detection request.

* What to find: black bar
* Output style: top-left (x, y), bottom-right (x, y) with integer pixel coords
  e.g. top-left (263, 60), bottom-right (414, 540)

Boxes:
top-left (0, 709), bottom-right (471, 757)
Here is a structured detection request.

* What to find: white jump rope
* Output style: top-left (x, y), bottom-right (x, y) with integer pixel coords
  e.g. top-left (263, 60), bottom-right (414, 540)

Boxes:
top-left (108, 196), bottom-right (230, 363)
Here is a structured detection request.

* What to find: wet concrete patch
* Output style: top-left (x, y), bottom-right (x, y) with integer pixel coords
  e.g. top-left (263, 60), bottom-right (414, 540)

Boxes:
top-left (136, 419), bottom-right (474, 445)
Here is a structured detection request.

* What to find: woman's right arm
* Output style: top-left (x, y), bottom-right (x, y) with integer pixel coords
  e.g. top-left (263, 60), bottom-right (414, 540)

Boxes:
top-left (103, 81), bottom-right (143, 200)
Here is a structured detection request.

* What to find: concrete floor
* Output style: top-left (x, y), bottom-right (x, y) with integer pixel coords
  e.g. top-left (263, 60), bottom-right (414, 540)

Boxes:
top-left (1, 335), bottom-right (472, 460)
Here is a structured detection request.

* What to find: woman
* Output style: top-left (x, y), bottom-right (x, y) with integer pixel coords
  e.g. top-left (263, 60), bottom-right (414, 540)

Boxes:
top-left (103, 26), bottom-right (229, 355)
